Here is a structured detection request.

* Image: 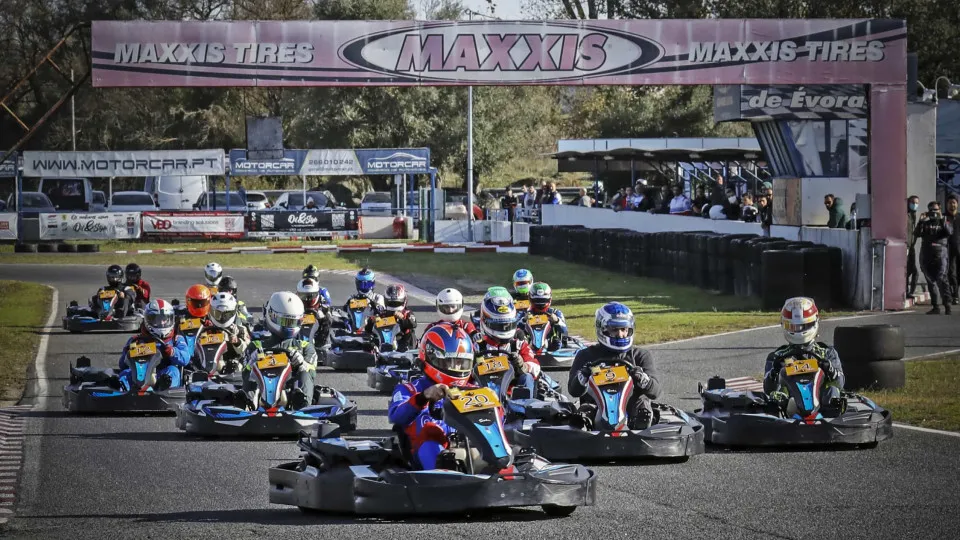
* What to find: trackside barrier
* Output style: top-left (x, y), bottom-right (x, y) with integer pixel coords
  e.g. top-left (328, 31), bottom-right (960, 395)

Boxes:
top-left (0, 213), bottom-right (18, 240)
top-left (142, 211), bottom-right (245, 239)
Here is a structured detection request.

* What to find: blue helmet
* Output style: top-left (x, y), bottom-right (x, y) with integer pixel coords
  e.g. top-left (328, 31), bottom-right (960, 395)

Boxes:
top-left (480, 294), bottom-right (518, 342)
top-left (318, 287), bottom-right (332, 308)
top-left (355, 268), bottom-right (375, 294)
top-left (595, 302), bottom-right (635, 351)
top-left (512, 268), bottom-right (533, 295)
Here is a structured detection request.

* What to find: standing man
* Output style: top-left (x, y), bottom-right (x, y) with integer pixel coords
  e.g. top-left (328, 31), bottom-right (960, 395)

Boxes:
top-left (824, 194), bottom-right (849, 229)
top-left (907, 195), bottom-right (920, 299)
top-left (668, 184), bottom-right (692, 214)
top-left (236, 179), bottom-right (247, 208)
top-left (914, 200), bottom-right (954, 315)
top-left (501, 187), bottom-right (519, 221)
top-left (576, 187), bottom-right (592, 207)
top-left (945, 195), bottom-right (960, 305)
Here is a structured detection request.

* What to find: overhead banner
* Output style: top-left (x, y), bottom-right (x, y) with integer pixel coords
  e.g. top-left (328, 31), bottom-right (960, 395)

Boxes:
top-left (714, 84), bottom-right (868, 121)
top-left (0, 213), bottom-right (17, 240)
top-left (91, 19), bottom-right (906, 87)
top-left (0, 153), bottom-right (17, 178)
top-left (247, 209), bottom-right (359, 233)
top-left (228, 148), bottom-right (430, 175)
top-left (141, 211), bottom-right (244, 238)
top-left (39, 212), bottom-right (141, 240)
top-left (23, 150), bottom-right (225, 178)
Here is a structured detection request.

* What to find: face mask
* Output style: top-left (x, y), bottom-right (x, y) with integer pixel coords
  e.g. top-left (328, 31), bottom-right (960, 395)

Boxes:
top-left (909, 203), bottom-right (918, 212)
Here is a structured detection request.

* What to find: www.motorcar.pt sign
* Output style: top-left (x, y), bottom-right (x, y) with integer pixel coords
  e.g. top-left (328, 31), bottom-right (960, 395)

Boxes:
top-left (91, 19), bottom-right (906, 87)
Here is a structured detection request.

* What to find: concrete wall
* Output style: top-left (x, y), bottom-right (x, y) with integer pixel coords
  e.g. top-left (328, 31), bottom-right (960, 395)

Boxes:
top-left (360, 216), bottom-right (414, 239)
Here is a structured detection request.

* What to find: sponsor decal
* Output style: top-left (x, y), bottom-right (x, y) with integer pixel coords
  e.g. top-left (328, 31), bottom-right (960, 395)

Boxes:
top-left (747, 89), bottom-right (866, 110)
top-left (73, 220), bottom-right (109, 233)
top-left (113, 42), bottom-right (315, 65)
top-left (232, 159), bottom-right (296, 172)
top-left (287, 212), bottom-right (319, 226)
top-left (22, 150), bottom-right (224, 177)
top-left (688, 40), bottom-right (885, 64)
top-left (0, 155), bottom-right (16, 178)
top-left (364, 151), bottom-right (427, 172)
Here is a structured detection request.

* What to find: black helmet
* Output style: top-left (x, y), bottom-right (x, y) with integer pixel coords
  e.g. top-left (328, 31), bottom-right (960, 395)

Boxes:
top-left (124, 263), bottom-right (141, 283)
top-left (303, 265), bottom-right (320, 280)
top-left (219, 276), bottom-right (238, 297)
top-left (106, 264), bottom-right (123, 286)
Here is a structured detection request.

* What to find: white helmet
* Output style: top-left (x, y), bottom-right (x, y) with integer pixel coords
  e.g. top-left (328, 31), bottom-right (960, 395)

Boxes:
top-left (264, 291), bottom-right (304, 340)
top-left (781, 297), bottom-right (819, 346)
top-left (296, 278), bottom-right (321, 310)
top-left (204, 262), bottom-right (223, 287)
top-left (210, 292), bottom-right (238, 329)
top-left (144, 299), bottom-right (176, 340)
top-left (436, 288), bottom-right (464, 322)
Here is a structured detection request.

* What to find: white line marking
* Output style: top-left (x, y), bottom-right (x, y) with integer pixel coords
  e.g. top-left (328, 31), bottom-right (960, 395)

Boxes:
top-left (904, 348), bottom-right (960, 362)
top-left (34, 286), bottom-right (58, 403)
top-left (893, 423), bottom-right (960, 438)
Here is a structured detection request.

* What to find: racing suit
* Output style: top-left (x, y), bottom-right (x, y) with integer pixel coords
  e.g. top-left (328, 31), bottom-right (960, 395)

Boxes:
top-left (302, 307), bottom-right (331, 347)
top-left (365, 307), bottom-right (418, 352)
top-left (568, 344), bottom-right (661, 429)
top-left (89, 283), bottom-right (133, 318)
top-left (124, 278), bottom-right (151, 310)
top-left (201, 320), bottom-right (251, 374)
top-left (118, 332), bottom-right (191, 390)
top-left (476, 336), bottom-right (539, 398)
top-left (388, 376), bottom-right (476, 470)
top-left (243, 330), bottom-right (318, 409)
top-left (423, 319), bottom-right (481, 344)
top-left (763, 342), bottom-right (845, 402)
top-left (341, 292), bottom-right (386, 332)
top-left (525, 307), bottom-right (569, 351)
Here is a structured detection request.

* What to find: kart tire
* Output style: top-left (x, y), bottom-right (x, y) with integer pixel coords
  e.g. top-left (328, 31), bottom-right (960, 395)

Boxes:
top-left (542, 504), bottom-right (577, 517)
top-left (833, 325), bottom-right (905, 363)
top-left (37, 243), bottom-right (57, 253)
top-left (14, 243), bottom-right (38, 253)
top-left (77, 244), bottom-right (100, 253)
top-left (842, 359), bottom-right (906, 391)
top-left (58, 243), bottom-right (79, 253)
top-left (69, 300), bottom-right (79, 307)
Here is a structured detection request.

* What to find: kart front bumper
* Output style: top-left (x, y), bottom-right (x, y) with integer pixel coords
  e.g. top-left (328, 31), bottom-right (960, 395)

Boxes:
top-left (366, 366), bottom-right (414, 395)
top-left (694, 408), bottom-right (894, 447)
top-left (509, 421), bottom-right (705, 460)
top-left (62, 384), bottom-right (184, 413)
top-left (62, 315), bottom-right (141, 333)
top-left (176, 403), bottom-right (358, 437)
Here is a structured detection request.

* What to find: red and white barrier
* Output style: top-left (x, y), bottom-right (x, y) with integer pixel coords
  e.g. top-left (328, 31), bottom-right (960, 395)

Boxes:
top-left (110, 242), bottom-right (527, 255)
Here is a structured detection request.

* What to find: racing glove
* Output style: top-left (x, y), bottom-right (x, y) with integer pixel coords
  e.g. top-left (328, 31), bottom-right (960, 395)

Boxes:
top-left (161, 343), bottom-right (175, 358)
top-left (631, 368), bottom-right (652, 390)
top-left (820, 361), bottom-right (837, 380)
top-left (285, 348), bottom-right (304, 369)
top-left (524, 361), bottom-right (541, 378)
top-left (423, 384), bottom-right (449, 402)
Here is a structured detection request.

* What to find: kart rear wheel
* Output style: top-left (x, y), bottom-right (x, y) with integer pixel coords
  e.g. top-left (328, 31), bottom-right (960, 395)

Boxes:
top-left (541, 504), bottom-right (577, 517)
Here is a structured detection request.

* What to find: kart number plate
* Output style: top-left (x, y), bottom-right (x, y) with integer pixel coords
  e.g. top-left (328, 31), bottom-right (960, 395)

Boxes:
top-left (592, 365), bottom-right (630, 386)
top-left (99, 290), bottom-right (117, 299)
top-left (349, 298), bottom-right (369, 310)
top-left (200, 332), bottom-right (224, 346)
top-left (527, 314), bottom-right (548, 326)
top-left (302, 314), bottom-right (316, 326)
top-left (180, 318), bottom-right (202, 331)
top-left (514, 299), bottom-right (530, 311)
top-left (451, 387), bottom-right (501, 413)
top-left (256, 353), bottom-right (289, 370)
top-left (376, 316), bottom-right (397, 328)
top-left (476, 356), bottom-right (509, 376)
top-left (129, 342), bottom-right (157, 358)
top-left (207, 286), bottom-right (218, 295)
top-left (785, 359), bottom-right (819, 376)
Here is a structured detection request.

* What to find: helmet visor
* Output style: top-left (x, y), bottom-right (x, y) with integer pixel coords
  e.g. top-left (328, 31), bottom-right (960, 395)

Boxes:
top-left (438, 303), bottom-right (462, 315)
top-left (274, 313), bottom-right (303, 329)
top-left (426, 346), bottom-right (474, 374)
top-left (783, 321), bottom-right (816, 333)
top-left (211, 307), bottom-right (236, 325)
top-left (107, 275), bottom-right (122, 286)
top-left (514, 280), bottom-right (531, 292)
top-left (125, 270), bottom-right (139, 281)
top-left (385, 298), bottom-right (405, 310)
top-left (531, 298), bottom-right (550, 311)
top-left (298, 292), bottom-right (319, 306)
top-left (188, 298), bottom-right (209, 312)
top-left (485, 318), bottom-right (517, 334)
top-left (356, 279), bottom-right (374, 293)
top-left (145, 311), bottom-right (174, 329)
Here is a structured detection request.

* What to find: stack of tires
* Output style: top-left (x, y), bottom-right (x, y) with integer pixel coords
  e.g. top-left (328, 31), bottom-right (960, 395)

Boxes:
top-left (833, 325), bottom-right (906, 390)
top-left (13, 242), bottom-right (99, 253)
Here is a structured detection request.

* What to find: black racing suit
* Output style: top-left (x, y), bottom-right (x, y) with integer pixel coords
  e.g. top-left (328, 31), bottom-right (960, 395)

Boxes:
top-left (365, 308), bottom-right (418, 352)
top-left (243, 329), bottom-right (318, 409)
top-left (915, 214), bottom-right (954, 309)
top-left (568, 344), bottom-right (661, 429)
top-left (89, 283), bottom-right (133, 317)
top-left (763, 342), bottom-right (845, 402)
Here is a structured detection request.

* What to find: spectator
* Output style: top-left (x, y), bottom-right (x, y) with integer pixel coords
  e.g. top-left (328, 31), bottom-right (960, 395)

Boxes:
top-left (824, 194), bottom-right (849, 228)
top-left (740, 193), bottom-right (759, 222)
top-left (724, 188), bottom-right (741, 221)
top-left (691, 187), bottom-right (708, 214)
top-left (763, 183), bottom-right (774, 202)
top-left (305, 197), bottom-right (317, 209)
top-left (651, 185), bottom-right (672, 214)
top-left (501, 187), bottom-right (518, 221)
top-left (576, 187), bottom-right (592, 207)
top-left (907, 195), bottom-right (920, 299)
top-left (609, 187), bottom-right (626, 210)
top-left (541, 182), bottom-right (561, 205)
top-left (236, 179), bottom-right (247, 207)
top-left (472, 202), bottom-right (484, 220)
top-left (946, 195), bottom-right (959, 305)
top-left (522, 185), bottom-right (537, 211)
top-left (535, 181), bottom-right (548, 207)
top-left (668, 185), bottom-right (692, 214)
top-left (915, 200), bottom-right (954, 314)
top-left (757, 194), bottom-right (773, 228)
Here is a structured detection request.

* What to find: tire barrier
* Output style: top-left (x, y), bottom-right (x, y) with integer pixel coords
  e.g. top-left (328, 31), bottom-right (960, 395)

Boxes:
top-left (13, 243), bottom-right (38, 253)
top-left (833, 325), bottom-right (906, 390)
top-left (528, 226), bottom-right (848, 308)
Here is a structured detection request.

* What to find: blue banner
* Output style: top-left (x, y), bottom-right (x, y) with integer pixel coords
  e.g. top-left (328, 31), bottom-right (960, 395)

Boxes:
top-left (0, 153), bottom-right (18, 178)
top-left (228, 148), bottom-right (429, 176)
top-left (356, 149), bottom-right (430, 174)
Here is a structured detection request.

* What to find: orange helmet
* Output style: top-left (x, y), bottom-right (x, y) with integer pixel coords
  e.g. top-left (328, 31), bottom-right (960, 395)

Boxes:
top-left (185, 284), bottom-right (212, 318)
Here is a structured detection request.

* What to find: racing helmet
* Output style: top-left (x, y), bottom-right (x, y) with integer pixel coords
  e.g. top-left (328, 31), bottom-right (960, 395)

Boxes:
top-left (436, 288), bottom-right (464, 322)
top-left (485, 286), bottom-right (512, 299)
top-left (479, 294), bottom-right (518, 343)
top-left (355, 268), bottom-right (376, 294)
top-left (595, 302), bottom-right (635, 352)
top-left (219, 276), bottom-right (238, 298)
top-left (418, 323), bottom-right (474, 386)
top-left (185, 284), bottom-right (212, 318)
top-left (529, 282), bottom-right (552, 312)
top-left (384, 284), bottom-right (407, 313)
top-left (296, 278), bottom-right (321, 310)
top-left (512, 269), bottom-right (533, 296)
top-left (781, 297), bottom-right (819, 345)
top-left (106, 264), bottom-right (123, 287)
top-left (210, 292), bottom-right (238, 329)
top-left (264, 291), bottom-right (305, 340)
top-left (204, 262), bottom-right (223, 287)
top-left (302, 264), bottom-right (320, 281)
top-left (124, 263), bottom-right (142, 283)
top-left (144, 299), bottom-right (176, 340)
top-left (318, 287), bottom-right (332, 308)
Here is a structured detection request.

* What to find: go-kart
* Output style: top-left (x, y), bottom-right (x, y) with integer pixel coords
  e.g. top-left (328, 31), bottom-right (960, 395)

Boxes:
top-left (694, 358), bottom-right (893, 447)
top-left (176, 347), bottom-right (357, 437)
top-left (519, 312), bottom-right (587, 370)
top-left (327, 299), bottom-right (377, 371)
top-left (300, 309), bottom-right (331, 366)
top-left (503, 359), bottom-right (705, 461)
top-left (189, 324), bottom-right (244, 384)
top-left (268, 386), bottom-right (596, 516)
top-left (62, 286), bottom-right (142, 333)
top-left (62, 340), bottom-right (186, 413)
top-left (364, 312), bottom-right (418, 394)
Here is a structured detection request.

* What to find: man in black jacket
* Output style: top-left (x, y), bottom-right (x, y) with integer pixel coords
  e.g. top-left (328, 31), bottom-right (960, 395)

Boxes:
top-left (567, 302), bottom-right (660, 429)
top-left (945, 195), bottom-right (960, 305)
top-left (915, 200), bottom-right (954, 314)
top-left (907, 195), bottom-right (920, 298)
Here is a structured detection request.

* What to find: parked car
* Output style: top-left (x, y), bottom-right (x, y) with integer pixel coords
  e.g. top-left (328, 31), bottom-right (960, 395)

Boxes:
top-left (92, 190), bottom-right (107, 212)
top-left (6, 192), bottom-right (56, 214)
top-left (108, 191), bottom-right (160, 212)
top-left (359, 191), bottom-right (392, 216)
top-left (273, 191), bottom-right (332, 211)
top-left (37, 177), bottom-right (95, 211)
top-left (145, 175), bottom-right (209, 211)
top-left (244, 190), bottom-right (271, 210)
top-left (193, 191), bottom-right (246, 211)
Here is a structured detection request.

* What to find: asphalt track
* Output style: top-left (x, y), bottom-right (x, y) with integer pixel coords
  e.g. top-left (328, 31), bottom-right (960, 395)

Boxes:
top-left (1, 263), bottom-right (958, 540)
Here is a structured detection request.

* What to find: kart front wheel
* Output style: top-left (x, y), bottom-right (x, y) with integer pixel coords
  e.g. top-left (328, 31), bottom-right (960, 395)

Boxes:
top-left (541, 504), bottom-right (577, 517)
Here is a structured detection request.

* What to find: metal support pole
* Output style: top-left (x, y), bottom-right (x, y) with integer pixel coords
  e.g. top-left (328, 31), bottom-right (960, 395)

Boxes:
top-left (430, 169), bottom-right (438, 242)
top-left (225, 172), bottom-right (231, 212)
top-left (70, 69), bottom-right (76, 151)
top-left (302, 174), bottom-right (307, 210)
top-left (15, 167), bottom-right (23, 243)
top-left (466, 85), bottom-right (475, 241)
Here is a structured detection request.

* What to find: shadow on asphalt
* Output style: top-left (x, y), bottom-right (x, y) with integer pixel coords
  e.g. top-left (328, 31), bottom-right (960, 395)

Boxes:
top-left (17, 410), bottom-right (176, 419)
top-left (704, 442), bottom-right (878, 454)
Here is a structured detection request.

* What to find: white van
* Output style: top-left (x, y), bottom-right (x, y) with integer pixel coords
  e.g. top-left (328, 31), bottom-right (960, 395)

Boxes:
top-left (144, 175), bottom-right (209, 210)
top-left (37, 177), bottom-right (95, 212)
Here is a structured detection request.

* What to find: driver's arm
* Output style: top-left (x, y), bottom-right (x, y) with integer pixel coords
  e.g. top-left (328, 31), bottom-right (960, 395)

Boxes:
top-left (387, 382), bottom-right (424, 425)
top-left (118, 337), bottom-right (133, 370)
top-left (567, 349), bottom-right (591, 397)
top-left (762, 351), bottom-right (780, 394)
top-left (632, 348), bottom-right (662, 400)
top-left (300, 342), bottom-right (318, 368)
top-left (167, 335), bottom-right (192, 367)
top-left (824, 347), bottom-right (845, 389)
top-left (550, 308), bottom-right (568, 335)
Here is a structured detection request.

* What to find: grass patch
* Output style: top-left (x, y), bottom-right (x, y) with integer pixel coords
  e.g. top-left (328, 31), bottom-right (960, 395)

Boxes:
top-left (863, 357), bottom-right (960, 432)
top-left (0, 281), bottom-right (53, 403)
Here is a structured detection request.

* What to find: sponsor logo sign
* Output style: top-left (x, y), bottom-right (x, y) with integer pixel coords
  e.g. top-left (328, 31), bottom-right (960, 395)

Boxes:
top-left (249, 210), bottom-right (357, 232)
top-left (22, 150), bottom-right (224, 177)
top-left (0, 154), bottom-right (17, 178)
top-left (228, 148), bottom-right (429, 175)
top-left (715, 84), bottom-right (868, 121)
top-left (141, 212), bottom-right (244, 238)
top-left (0, 213), bottom-right (16, 240)
top-left (38, 212), bottom-right (141, 240)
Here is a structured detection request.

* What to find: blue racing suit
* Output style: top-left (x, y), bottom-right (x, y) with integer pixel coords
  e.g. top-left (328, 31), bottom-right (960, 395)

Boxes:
top-left (389, 377), bottom-right (465, 470)
top-left (527, 307), bottom-right (568, 350)
top-left (118, 333), bottom-right (191, 390)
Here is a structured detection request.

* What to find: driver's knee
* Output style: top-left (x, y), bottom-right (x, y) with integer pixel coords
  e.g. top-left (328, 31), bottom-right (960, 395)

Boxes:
top-left (416, 441), bottom-right (445, 470)
top-left (159, 366), bottom-right (181, 388)
top-left (823, 385), bottom-right (841, 402)
top-left (629, 395), bottom-right (653, 429)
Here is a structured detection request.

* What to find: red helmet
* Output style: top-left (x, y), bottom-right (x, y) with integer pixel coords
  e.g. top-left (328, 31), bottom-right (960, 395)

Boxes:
top-left (185, 284), bottom-right (211, 318)
top-left (418, 323), bottom-right (474, 386)
top-left (385, 284), bottom-right (407, 313)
